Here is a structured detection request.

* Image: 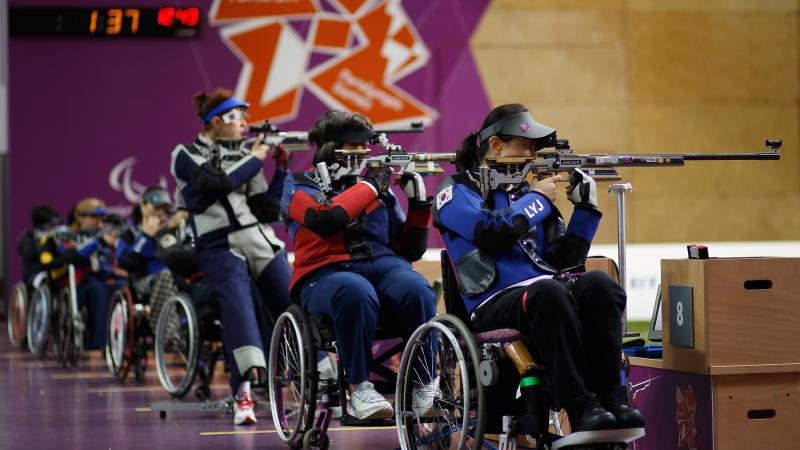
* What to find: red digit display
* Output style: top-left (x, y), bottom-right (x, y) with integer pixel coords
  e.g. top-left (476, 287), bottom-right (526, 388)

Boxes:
top-left (176, 8), bottom-right (200, 27)
top-left (157, 7), bottom-right (175, 27)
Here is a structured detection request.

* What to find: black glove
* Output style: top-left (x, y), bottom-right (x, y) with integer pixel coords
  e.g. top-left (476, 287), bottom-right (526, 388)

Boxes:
top-left (362, 166), bottom-right (392, 193)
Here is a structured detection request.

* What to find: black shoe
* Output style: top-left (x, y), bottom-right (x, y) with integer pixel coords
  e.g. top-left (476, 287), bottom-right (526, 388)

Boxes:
top-left (600, 385), bottom-right (645, 428)
top-left (568, 396), bottom-right (618, 432)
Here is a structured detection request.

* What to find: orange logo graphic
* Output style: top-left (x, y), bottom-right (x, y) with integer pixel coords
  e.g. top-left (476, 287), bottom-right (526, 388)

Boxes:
top-left (210, 0), bottom-right (436, 127)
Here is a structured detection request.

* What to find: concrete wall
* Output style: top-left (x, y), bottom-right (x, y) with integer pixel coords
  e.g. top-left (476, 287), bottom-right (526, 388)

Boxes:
top-left (472, 0), bottom-right (799, 244)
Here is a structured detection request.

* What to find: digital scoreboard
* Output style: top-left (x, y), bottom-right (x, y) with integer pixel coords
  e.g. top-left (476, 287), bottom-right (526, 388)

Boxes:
top-left (9, 7), bottom-right (202, 38)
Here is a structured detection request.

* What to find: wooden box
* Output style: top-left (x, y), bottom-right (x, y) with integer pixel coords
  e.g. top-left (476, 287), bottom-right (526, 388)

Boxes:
top-left (661, 257), bottom-right (800, 375)
top-left (629, 359), bottom-right (800, 450)
top-left (585, 256), bottom-right (620, 283)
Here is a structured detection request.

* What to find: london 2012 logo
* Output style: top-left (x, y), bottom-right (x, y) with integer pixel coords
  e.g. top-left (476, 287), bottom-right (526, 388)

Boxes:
top-left (208, 0), bottom-right (437, 127)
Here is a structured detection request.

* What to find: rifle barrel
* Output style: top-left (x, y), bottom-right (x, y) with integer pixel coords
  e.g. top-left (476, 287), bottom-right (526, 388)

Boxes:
top-left (412, 152), bottom-right (456, 162)
top-left (681, 152), bottom-right (780, 161)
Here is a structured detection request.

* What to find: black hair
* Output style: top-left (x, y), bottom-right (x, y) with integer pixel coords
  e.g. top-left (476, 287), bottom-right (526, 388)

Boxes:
top-left (192, 88), bottom-right (234, 128)
top-left (308, 110), bottom-right (373, 166)
top-left (130, 205), bottom-right (143, 225)
top-left (66, 206), bottom-right (76, 227)
top-left (31, 204), bottom-right (59, 230)
top-left (455, 103), bottom-right (529, 171)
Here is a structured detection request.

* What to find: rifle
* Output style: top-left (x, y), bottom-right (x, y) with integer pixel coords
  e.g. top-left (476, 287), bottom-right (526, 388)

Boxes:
top-left (314, 133), bottom-right (455, 193)
top-left (248, 122), bottom-right (310, 152)
top-left (246, 120), bottom-right (426, 153)
top-left (211, 124), bottom-right (310, 169)
top-left (475, 139), bottom-right (782, 198)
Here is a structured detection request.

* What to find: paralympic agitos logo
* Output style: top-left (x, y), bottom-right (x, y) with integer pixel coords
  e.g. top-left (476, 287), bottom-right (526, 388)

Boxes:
top-left (209, 0), bottom-right (437, 127)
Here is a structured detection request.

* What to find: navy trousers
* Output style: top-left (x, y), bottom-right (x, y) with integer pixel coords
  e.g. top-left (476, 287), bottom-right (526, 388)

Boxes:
top-left (197, 247), bottom-right (292, 392)
top-left (77, 274), bottom-right (125, 350)
top-left (298, 255), bottom-right (436, 385)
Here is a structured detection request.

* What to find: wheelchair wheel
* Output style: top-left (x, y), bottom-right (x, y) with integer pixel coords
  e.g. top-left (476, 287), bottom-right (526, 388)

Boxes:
top-left (106, 288), bottom-right (135, 382)
top-left (154, 292), bottom-right (200, 398)
top-left (303, 428), bottom-right (329, 450)
top-left (67, 306), bottom-right (88, 368)
top-left (27, 284), bottom-right (53, 358)
top-left (396, 314), bottom-right (485, 450)
top-left (133, 332), bottom-right (149, 384)
top-left (52, 288), bottom-right (73, 366)
top-left (268, 304), bottom-right (317, 446)
top-left (7, 282), bottom-right (29, 350)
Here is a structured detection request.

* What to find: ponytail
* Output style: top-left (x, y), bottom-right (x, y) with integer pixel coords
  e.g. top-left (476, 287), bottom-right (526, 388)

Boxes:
top-left (313, 141), bottom-right (341, 166)
top-left (192, 92), bottom-right (208, 119)
top-left (455, 130), bottom-right (483, 171)
top-left (192, 88), bottom-right (234, 128)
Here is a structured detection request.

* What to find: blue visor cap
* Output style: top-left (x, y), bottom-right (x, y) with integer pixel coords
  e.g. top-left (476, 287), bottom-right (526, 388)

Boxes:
top-left (142, 188), bottom-right (173, 209)
top-left (478, 111), bottom-right (557, 150)
top-left (203, 97), bottom-right (250, 124)
top-left (80, 207), bottom-right (110, 217)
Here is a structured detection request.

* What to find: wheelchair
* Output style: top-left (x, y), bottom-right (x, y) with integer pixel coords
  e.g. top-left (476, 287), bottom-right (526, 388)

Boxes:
top-left (394, 251), bottom-right (644, 450)
top-left (52, 264), bottom-right (88, 368)
top-left (152, 275), bottom-right (278, 421)
top-left (26, 264), bottom-right (83, 365)
top-left (268, 303), bottom-right (406, 449)
top-left (26, 271), bottom-right (56, 358)
top-left (105, 283), bottom-right (150, 383)
top-left (153, 276), bottom-right (224, 400)
top-left (7, 281), bottom-right (30, 350)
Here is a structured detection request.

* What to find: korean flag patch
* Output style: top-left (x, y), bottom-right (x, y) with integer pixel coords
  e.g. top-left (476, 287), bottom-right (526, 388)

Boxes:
top-left (437, 185), bottom-right (454, 209)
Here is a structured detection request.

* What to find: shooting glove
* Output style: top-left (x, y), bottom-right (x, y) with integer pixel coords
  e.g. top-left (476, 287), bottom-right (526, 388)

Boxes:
top-left (399, 171), bottom-right (426, 202)
top-left (362, 166), bottom-right (392, 194)
top-left (568, 168), bottom-right (598, 209)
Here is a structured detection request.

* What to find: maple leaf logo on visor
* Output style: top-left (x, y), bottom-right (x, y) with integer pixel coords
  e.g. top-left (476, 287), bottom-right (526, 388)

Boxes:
top-left (208, 0), bottom-right (436, 127)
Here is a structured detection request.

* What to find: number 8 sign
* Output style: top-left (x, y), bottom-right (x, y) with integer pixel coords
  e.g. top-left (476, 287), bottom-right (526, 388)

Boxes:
top-left (669, 285), bottom-right (694, 348)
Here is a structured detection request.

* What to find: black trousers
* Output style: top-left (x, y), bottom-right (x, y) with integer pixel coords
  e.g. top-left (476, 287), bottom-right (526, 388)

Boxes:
top-left (472, 271), bottom-right (626, 412)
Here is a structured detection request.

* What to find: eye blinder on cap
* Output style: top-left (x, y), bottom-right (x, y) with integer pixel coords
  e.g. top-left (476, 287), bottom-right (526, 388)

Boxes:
top-left (221, 108), bottom-right (247, 124)
top-left (324, 128), bottom-right (377, 145)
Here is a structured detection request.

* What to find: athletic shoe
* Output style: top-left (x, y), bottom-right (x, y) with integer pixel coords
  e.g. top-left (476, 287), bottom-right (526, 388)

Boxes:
top-left (347, 381), bottom-right (393, 420)
top-left (233, 391), bottom-right (257, 425)
top-left (412, 376), bottom-right (441, 417)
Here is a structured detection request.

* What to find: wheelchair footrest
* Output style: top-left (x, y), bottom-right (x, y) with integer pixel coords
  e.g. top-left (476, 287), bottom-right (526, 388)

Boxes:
top-left (551, 428), bottom-right (645, 449)
top-left (339, 414), bottom-right (395, 427)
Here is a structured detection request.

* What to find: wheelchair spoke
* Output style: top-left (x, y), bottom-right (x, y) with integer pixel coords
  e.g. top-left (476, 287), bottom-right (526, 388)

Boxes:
top-left (281, 332), bottom-right (302, 378)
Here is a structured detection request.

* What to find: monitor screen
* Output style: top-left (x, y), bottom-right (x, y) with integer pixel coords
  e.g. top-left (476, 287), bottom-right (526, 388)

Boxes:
top-left (648, 284), bottom-right (663, 342)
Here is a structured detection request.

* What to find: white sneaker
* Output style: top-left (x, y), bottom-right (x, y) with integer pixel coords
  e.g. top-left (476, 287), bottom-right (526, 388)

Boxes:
top-left (318, 355), bottom-right (337, 390)
top-left (412, 376), bottom-right (441, 418)
top-left (317, 356), bottom-right (342, 419)
top-left (233, 392), bottom-right (257, 425)
top-left (347, 381), bottom-right (394, 420)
